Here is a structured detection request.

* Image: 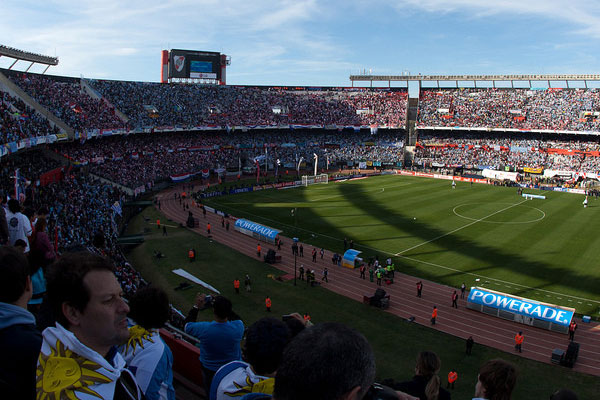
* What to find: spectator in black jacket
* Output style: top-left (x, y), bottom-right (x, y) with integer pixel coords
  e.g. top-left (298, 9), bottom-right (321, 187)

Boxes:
top-left (0, 245), bottom-right (42, 399)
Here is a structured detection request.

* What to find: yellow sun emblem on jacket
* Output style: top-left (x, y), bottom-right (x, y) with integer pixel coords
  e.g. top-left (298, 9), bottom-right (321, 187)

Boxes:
top-left (36, 339), bottom-right (112, 399)
top-left (123, 325), bottom-right (154, 355)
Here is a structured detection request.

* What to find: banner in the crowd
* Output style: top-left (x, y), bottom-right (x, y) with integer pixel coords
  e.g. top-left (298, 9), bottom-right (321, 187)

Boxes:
top-left (170, 173), bottom-right (191, 182)
top-left (358, 161), bottom-right (367, 169)
top-left (523, 167), bottom-right (544, 174)
top-left (482, 168), bottom-right (520, 182)
top-left (468, 287), bottom-right (574, 327)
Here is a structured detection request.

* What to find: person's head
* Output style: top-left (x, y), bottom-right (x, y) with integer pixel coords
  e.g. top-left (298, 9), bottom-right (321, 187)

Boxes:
top-left (244, 317), bottom-right (290, 376)
top-left (92, 231), bottom-right (105, 249)
top-left (415, 351), bottom-right (442, 400)
top-left (212, 295), bottom-right (233, 320)
top-left (13, 239), bottom-right (27, 253)
top-left (35, 217), bottom-right (47, 233)
top-left (0, 245), bottom-right (31, 306)
top-left (274, 322), bottom-right (376, 400)
top-left (46, 251), bottom-right (130, 356)
top-left (7, 199), bottom-right (21, 214)
top-left (550, 388), bottom-right (578, 400)
top-left (128, 286), bottom-right (170, 330)
top-left (283, 316), bottom-right (306, 339)
top-left (475, 359), bottom-right (517, 400)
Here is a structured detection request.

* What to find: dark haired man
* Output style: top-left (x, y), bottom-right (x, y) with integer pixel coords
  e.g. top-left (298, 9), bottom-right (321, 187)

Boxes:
top-left (210, 317), bottom-right (290, 400)
top-left (185, 293), bottom-right (244, 393)
top-left (120, 286), bottom-right (175, 400)
top-left (273, 322), bottom-right (376, 400)
top-left (0, 246), bottom-right (42, 399)
top-left (38, 251), bottom-right (143, 399)
top-left (473, 359), bottom-right (517, 400)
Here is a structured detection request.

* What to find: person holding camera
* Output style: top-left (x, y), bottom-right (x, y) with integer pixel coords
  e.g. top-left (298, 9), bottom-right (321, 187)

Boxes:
top-left (185, 293), bottom-right (244, 393)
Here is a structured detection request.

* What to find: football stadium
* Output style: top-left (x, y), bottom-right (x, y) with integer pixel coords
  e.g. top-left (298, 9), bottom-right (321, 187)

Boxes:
top-left (1, 38), bottom-right (600, 400)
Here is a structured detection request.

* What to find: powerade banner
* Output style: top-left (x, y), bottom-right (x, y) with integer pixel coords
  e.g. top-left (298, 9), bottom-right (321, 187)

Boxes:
top-left (468, 287), bottom-right (574, 327)
top-left (234, 219), bottom-right (280, 241)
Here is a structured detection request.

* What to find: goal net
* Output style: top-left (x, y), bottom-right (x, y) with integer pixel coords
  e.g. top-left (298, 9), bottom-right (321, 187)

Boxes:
top-left (302, 174), bottom-right (328, 187)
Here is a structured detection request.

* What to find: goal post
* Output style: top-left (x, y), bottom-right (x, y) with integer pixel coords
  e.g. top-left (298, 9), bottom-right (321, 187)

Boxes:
top-left (301, 174), bottom-right (328, 187)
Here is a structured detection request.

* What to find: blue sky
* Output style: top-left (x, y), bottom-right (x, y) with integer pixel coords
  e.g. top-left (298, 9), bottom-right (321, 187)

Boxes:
top-left (1, 0), bottom-right (600, 88)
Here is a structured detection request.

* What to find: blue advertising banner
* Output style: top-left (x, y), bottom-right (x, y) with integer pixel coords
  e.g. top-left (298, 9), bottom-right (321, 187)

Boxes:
top-left (468, 287), bottom-right (574, 327)
top-left (234, 219), bottom-right (281, 241)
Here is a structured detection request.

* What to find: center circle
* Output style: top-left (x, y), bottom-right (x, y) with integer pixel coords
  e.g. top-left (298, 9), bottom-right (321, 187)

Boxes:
top-left (453, 203), bottom-right (546, 224)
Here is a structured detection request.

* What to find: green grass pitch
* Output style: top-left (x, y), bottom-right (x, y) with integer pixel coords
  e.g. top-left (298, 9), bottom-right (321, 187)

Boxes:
top-left (204, 174), bottom-right (600, 317)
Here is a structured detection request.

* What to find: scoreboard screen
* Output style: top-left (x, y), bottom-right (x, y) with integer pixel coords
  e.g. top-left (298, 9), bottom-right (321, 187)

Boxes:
top-left (169, 49), bottom-right (221, 80)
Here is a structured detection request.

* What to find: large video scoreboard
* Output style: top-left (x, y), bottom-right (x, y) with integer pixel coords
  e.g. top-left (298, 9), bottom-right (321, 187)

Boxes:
top-left (162, 49), bottom-right (227, 83)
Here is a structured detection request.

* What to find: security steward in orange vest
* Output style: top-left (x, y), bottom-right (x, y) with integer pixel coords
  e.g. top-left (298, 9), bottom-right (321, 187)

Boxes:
top-left (157, 218), bottom-right (161, 229)
top-left (257, 244), bottom-right (261, 258)
top-left (265, 296), bottom-right (271, 312)
top-left (447, 370), bottom-right (457, 389)
top-left (233, 279), bottom-right (240, 294)
top-left (568, 321), bottom-right (577, 341)
top-left (431, 306), bottom-right (438, 325)
top-left (188, 248), bottom-right (195, 262)
top-left (514, 331), bottom-right (524, 353)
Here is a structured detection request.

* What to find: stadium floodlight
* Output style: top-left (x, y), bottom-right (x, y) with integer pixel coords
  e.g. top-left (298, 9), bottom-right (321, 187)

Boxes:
top-left (313, 153), bottom-right (318, 177)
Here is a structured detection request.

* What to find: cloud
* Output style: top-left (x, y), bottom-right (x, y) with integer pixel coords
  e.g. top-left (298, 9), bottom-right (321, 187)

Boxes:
top-left (390, 0), bottom-right (600, 38)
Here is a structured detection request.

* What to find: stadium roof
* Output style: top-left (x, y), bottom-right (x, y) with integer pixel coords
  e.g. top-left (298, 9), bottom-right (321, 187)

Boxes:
top-left (350, 74), bottom-right (600, 83)
top-left (0, 44), bottom-right (58, 73)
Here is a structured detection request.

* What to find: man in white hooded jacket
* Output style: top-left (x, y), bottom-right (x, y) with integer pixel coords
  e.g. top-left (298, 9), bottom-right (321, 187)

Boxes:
top-left (37, 252), bottom-right (144, 399)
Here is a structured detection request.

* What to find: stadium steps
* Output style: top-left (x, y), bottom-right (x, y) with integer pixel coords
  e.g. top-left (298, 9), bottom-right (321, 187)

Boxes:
top-left (81, 78), bottom-right (130, 123)
top-left (0, 69), bottom-right (74, 138)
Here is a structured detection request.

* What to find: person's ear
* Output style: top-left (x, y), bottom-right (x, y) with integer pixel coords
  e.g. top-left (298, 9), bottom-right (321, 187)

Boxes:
top-left (342, 386), bottom-right (362, 400)
top-left (62, 302), bottom-right (83, 327)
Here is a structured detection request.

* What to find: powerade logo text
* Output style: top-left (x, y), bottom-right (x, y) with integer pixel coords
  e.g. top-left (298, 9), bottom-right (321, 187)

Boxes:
top-left (235, 219), bottom-right (279, 239)
top-left (468, 289), bottom-right (573, 326)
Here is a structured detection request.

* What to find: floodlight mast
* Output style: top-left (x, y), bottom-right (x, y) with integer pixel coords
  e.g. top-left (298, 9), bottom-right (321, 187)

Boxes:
top-left (313, 153), bottom-right (318, 176)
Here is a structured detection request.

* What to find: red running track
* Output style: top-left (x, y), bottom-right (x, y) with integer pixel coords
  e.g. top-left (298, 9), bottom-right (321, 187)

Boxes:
top-left (157, 186), bottom-right (600, 377)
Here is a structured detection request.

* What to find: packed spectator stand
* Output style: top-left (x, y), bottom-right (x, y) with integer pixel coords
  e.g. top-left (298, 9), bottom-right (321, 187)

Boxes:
top-left (417, 87), bottom-right (600, 132)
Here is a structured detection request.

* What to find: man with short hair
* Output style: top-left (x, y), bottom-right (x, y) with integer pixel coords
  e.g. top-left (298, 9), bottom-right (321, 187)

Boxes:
top-left (473, 359), bottom-right (517, 400)
top-left (120, 286), bottom-right (175, 400)
top-left (38, 251), bottom-right (143, 399)
top-left (185, 293), bottom-right (244, 393)
top-left (0, 246), bottom-right (42, 399)
top-left (210, 317), bottom-right (290, 400)
top-left (273, 322), bottom-right (376, 400)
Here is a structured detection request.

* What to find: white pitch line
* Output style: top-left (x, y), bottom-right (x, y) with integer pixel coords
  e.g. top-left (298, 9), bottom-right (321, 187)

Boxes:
top-left (208, 195), bottom-right (600, 306)
top-left (396, 199), bottom-right (528, 255)
top-left (398, 254), bottom-right (600, 304)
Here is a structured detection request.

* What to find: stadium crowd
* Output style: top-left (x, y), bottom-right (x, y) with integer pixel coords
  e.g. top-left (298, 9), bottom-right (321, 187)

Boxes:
top-left (88, 80), bottom-right (408, 129)
top-left (7, 72), bottom-right (126, 133)
top-left (1, 90), bottom-right (59, 143)
top-left (418, 88), bottom-right (600, 131)
top-left (414, 132), bottom-right (600, 172)
top-left (54, 131), bottom-right (404, 188)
